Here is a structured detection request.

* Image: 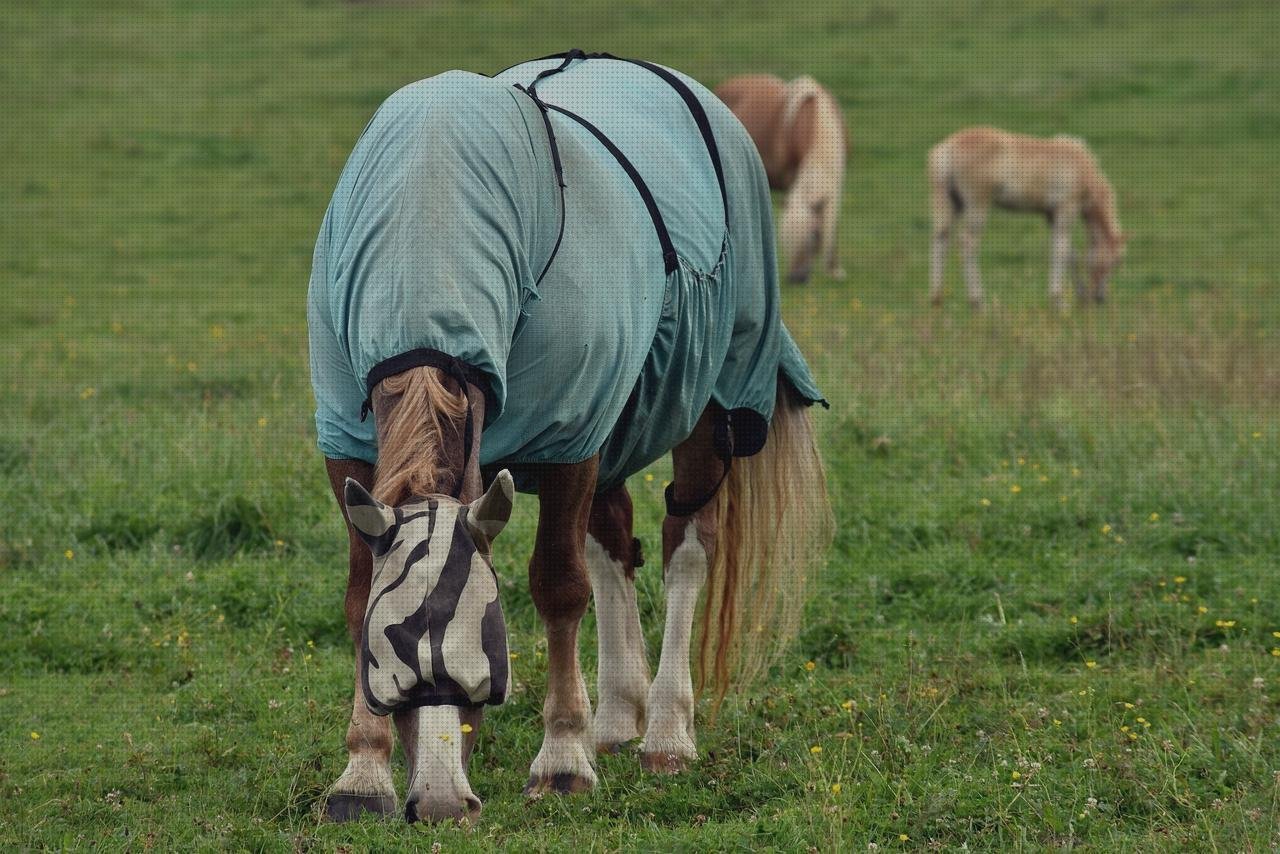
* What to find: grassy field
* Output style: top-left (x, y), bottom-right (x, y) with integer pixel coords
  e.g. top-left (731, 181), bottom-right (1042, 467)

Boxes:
top-left (3, 0), bottom-right (1280, 849)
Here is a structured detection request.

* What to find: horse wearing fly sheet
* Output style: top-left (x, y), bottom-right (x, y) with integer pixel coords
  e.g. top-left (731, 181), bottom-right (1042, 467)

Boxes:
top-left (308, 51), bottom-right (832, 823)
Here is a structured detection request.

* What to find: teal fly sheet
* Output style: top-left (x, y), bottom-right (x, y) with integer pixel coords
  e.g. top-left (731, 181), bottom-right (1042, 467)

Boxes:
top-left (308, 52), bottom-right (824, 492)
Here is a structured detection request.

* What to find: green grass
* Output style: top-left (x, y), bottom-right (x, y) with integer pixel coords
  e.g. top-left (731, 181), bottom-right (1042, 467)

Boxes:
top-left (3, 0), bottom-right (1280, 849)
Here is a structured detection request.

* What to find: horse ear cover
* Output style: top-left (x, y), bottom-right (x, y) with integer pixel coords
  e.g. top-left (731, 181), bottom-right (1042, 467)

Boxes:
top-left (344, 478), bottom-right (396, 548)
top-left (465, 469), bottom-right (514, 545)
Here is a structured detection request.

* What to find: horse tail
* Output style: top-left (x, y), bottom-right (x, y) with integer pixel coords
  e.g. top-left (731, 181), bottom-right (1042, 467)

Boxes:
top-left (370, 367), bottom-right (469, 505)
top-left (697, 379), bottom-right (833, 705)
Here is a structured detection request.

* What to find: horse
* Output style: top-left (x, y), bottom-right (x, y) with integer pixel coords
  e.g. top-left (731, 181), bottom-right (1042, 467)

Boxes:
top-left (714, 74), bottom-right (848, 284)
top-left (307, 51), bottom-right (832, 824)
top-left (927, 127), bottom-right (1126, 311)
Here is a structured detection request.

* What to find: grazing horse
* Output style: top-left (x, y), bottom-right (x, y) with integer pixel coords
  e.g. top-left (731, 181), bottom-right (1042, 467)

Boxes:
top-left (928, 127), bottom-right (1126, 310)
top-left (714, 74), bottom-right (848, 284)
top-left (307, 51), bottom-right (832, 824)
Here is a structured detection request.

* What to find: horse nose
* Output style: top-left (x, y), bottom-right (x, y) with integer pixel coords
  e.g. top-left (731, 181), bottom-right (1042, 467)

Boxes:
top-left (404, 794), bottom-right (482, 824)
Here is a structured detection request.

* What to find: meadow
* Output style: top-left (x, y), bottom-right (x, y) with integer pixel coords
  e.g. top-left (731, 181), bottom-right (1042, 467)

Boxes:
top-left (2, 0), bottom-right (1279, 849)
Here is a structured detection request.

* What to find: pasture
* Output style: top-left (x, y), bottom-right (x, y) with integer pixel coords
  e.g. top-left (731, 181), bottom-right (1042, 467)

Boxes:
top-left (3, 0), bottom-right (1279, 849)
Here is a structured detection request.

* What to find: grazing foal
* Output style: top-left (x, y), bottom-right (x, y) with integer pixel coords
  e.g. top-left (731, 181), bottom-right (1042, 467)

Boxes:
top-left (715, 74), bottom-right (848, 283)
top-left (928, 127), bottom-right (1126, 310)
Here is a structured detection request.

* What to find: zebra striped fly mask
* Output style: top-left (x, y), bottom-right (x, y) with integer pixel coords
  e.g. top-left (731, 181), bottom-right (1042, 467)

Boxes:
top-left (344, 470), bottom-right (514, 714)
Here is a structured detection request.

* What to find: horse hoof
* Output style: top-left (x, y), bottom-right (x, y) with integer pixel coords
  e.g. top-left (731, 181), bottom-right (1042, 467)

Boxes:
top-left (325, 792), bottom-right (397, 822)
top-left (523, 772), bottom-right (594, 797)
top-left (640, 752), bottom-right (689, 775)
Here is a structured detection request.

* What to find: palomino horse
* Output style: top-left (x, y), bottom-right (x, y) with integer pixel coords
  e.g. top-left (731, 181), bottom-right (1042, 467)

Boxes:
top-left (308, 51), bottom-right (831, 823)
top-left (714, 74), bottom-right (848, 284)
top-left (928, 127), bottom-right (1126, 311)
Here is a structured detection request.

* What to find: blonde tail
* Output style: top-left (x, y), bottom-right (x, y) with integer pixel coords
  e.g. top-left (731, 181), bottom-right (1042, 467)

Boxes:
top-left (697, 380), bottom-right (833, 704)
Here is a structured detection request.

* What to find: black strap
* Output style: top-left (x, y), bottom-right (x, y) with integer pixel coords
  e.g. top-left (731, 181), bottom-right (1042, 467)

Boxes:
top-left (663, 410), bottom-right (734, 517)
top-left (541, 101), bottom-right (680, 276)
top-left (514, 84), bottom-right (568, 287)
top-left (361, 349), bottom-right (480, 499)
top-left (500, 50), bottom-right (729, 234)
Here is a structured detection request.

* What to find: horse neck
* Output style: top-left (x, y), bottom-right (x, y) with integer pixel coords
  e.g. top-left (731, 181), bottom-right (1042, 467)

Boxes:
top-left (1082, 171), bottom-right (1120, 245)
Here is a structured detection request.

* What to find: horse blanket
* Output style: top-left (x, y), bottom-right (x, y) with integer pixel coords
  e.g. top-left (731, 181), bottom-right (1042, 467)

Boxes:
top-left (308, 52), bottom-right (825, 492)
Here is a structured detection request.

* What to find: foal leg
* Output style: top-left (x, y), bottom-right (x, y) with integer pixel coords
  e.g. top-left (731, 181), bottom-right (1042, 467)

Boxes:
top-left (929, 184), bottom-right (955, 306)
top-left (1047, 209), bottom-right (1074, 313)
top-left (960, 207), bottom-right (988, 310)
top-left (587, 484), bottom-right (650, 754)
top-left (525, 459), bottom-right (600, 795)
top-left (323, 458), bottom-right (397, 821)
top-left (641, 410), bottom-right (722, 774)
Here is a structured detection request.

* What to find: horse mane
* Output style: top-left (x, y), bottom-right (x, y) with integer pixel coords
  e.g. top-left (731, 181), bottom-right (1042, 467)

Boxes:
top-left (1085, 171), bottom-right (1123, 246)
top-left (371, 366), bottom-right (469, 505)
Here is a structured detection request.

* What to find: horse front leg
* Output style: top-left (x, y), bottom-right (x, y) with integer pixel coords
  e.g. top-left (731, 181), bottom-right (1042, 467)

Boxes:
top-left (323, 458), bottom-right (398, 821)
top-left (587, 484), bottom-right (650, 754)
top-left (525, 459), bottom-right (600, 796)
top-left (641, 410), bottom-right (722, 774)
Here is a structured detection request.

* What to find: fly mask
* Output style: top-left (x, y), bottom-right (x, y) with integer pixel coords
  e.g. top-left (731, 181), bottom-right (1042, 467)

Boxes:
top-left (344, 471), bottom-right (515, 715)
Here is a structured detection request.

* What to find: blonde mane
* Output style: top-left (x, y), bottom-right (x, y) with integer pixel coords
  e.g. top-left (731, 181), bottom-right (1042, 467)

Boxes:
top-left (371, 367), bottom-right (469, 505)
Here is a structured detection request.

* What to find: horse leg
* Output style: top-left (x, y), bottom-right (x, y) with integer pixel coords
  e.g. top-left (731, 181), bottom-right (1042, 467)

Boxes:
top-left (641, 409), bottom-right (723, 773)
top-left (322, 457), bottom-right (398, 821)
top-left (929, 184), bottom-right (956, 306)
top-left (960, 207), bottom-right (987, 311)
top-left (1048, 209), bottom-right (1074, 313)
top-left (525, 459), bottom-right (600, 796)
top-left (586, 483), bottom-right (650, 754)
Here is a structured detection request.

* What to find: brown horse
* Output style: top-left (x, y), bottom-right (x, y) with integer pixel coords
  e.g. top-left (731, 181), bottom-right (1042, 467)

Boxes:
top-left (715, 74), bottom-right (849, 284)
top-left (928, 127), bottom-right (1126, 311)
top-left (310, 54), bottom-right (832, 824)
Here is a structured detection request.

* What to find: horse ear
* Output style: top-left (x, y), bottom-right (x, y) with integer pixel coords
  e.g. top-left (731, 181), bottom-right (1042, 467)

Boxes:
top-left (344, 478), bottom-right (396, 548)
top-left (466, 469), bottom-right (515, 544)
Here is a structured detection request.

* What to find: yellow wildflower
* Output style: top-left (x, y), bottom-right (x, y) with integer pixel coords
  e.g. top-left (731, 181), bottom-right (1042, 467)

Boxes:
top-left (841, 699), bottom-right (854, 711)
top-left (1100, 524), bottom-right (1112, 535)
top-left (30, 731), bottom-right (40, 740)
top-left (460, 723), bottom-right (473, 734)
top-left (809, 745), bottom-right (822, 755)
top-left (1085, 660), bottom-right (1097, 669)
top-left (1197, 605), bottom-right (1208, 614)
top-left (65, 549), bottom-right (74, 560)
top-left (1174, 576), bottom-right (1186, 585)
top-left (980, 497), bottom-right (991, 507)
top-left (900, 835), bottom-right (909, 842)
top-left (644, 473), bottom-right (654, 482)
top-left (830, 783), bottom-right (842, 794)
top-left (1010, 484), bottom-right (1022, 494)
top-left (1149, 513), bottom-right (1160, 522)
top-left (80, 387), bottom-right (96, 399)
top-left (1123, 702), bottom-right (1135, 709)
top-left (1011, 770), bottom-right (1021, 780)
top-left (257, 417), bottom-right (268, 428)
top-left (804, 660), bottom-right (816, 672)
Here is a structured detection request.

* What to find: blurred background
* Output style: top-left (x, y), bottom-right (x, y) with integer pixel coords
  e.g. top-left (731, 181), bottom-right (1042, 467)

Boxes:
top-left (2, 1), bottom-right (1278, 848)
